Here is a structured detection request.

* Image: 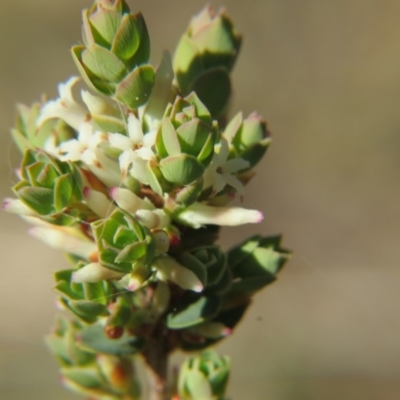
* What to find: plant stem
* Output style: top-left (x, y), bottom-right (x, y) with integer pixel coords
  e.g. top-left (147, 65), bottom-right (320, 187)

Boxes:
top-left (143, 326), bottom-right (170, 400)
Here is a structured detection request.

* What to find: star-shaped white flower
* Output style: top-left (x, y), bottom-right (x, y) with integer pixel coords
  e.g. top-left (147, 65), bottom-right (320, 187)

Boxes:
top-left (203, 137), bottom-right (249, 196)
top-left (116, 113), bottom-right (157, 185)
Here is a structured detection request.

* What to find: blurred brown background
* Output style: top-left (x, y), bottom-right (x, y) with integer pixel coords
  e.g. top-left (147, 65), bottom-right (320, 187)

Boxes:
top-left (1, 1), bottom-right (400, 399)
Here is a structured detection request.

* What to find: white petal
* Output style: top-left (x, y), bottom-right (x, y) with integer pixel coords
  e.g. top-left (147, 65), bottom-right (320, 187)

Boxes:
top-left (135, 146), bottom-right (154, 160)
top-left (135, 209), bottom-right (160, 229)
top-left (110, 187), bottom-right (152, 214)
top-left (130, 157), bottom-right (150, 185)
top-left (224, 174), bottom-right (245, 195)
top-left (118, 149), bottom-right (131, 175)
top-left (213, 173), bottom-right (226, 194)
top-left (142, 129), bottom-right (157, 148)
top-left (127, 113), bottom-right (143, 144)
top-left (154, 256), bottom-right (203, 292)
top-left (59, 76), bottom-right (81, 103)
top-left (72, 262), bottom-right (124, 283)
top-left (178, 202), bottom-right (263, 228)
top-left (217, 137), bottom-right (229, 163)
top-left (108, 132), bottom-right (132, 150)
top-left (29, 226), bottom-right (97, 260)
top-left (224, 158), bottom-right (250, 174)
top-left (83, 187), bottom-right (115, 218)
top-left (3, 198), bottom-right (36, 216)
top-left (37, 77), bottom-right (88, 130)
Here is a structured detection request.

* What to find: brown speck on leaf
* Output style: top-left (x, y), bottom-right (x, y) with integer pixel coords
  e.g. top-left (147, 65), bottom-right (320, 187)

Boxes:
top-left (105, 325), bottom-right (124, 339)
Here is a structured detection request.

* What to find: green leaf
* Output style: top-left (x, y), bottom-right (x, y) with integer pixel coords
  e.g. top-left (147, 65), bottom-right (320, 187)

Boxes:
top-left (186, 370), bottom-right (213, 399)
top-left (229, 275), bottom-right (275, 295)
top-left (55, 281), bottom-right (82, 301)
top-left (176, 119), bottom-right (211, 157)
top-left (115, 64), bottom-right (155, 109)
top-left (174, 35), bottom-right (204, 94)
top-left (175, 178), bottom-right (204, 206)
top-left (16, 186), bottom-right (54, 215)
top-left (209, 368), bottom-right (230, 397)
top-left (160, 118), bottom-right (181, 156)
top-left (54, 174), bottom-right (73, 212)
top-left (69, 300), bottom-right (108, 318)
top-left (190, 67), bottom-right (231, 119)
top-left (143, 51), bottom-right (174, 130)
top-left (82, 44), bottom-right (126, 83)
top-left (83, 282), bottom-right (107, 304)
top-left (227, 235), bottom-right (261, 269)
top-left (160, 154), bottom-right (204, 185)
top-left (111, 14), bottom-right (141, 60)
top-left (114, 241), bottom-right (147, 263)
top-left (167, 295), bottom-right (220, 329)
top-left (71, 45), bottom-right (107, 94)
top-left (61, 366), bottom-right (103, 388)
top-left (89, 7), bottom-right (122, 45)
top-left (78, 324), bottom-right (144, 356)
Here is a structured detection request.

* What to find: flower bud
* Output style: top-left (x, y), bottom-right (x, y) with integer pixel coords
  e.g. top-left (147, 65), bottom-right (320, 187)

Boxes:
top-left (223, 112), bottom-right (272, 170)
top-left (173, 6), bottom-right (241, 118)
top-left (71, 0), bottom-right (154, 109)
top-left (152, 93), bottom-right (217, 190)
top-left (178, 350), bottom-right (230, 400)
top-left (91, 208), bottom-right (156, 274)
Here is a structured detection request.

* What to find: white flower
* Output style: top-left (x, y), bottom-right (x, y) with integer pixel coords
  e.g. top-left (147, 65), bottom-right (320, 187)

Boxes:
top-left (110, 187), bottom-right (170, 229)
top-left (37, 76), bottom-right (88, 130)
top-left (154, 256), bottom-right (203, 292)
top-left (177, 202), bottom-right (263, 228)
top-left (117, 113), bottom-right (157, 185)
top-left (83, 187), bottom-right (115, 218)
top-left (72, 262), bottom-right (124, 283)
top-left (203, 138), bottom-right (249, 196)
top-left (29, 225), bottom-right (98, 261)
top-left (3, 198), bottom-right (37, 216)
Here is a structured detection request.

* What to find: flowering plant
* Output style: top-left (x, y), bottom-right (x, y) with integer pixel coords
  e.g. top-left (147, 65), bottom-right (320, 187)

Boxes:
top-left (5, 1), bottom-right (289, 399)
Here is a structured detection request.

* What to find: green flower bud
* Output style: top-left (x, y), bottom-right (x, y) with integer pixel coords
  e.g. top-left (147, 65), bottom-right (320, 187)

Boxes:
top-left (223, 112), bottom-right (272, 170)
top-left (179, 246), bottom-right (228, 290)
top-left (12, 149), bottom-right (86, 225)
top-left (91, 208), bottom-right (156, 275)
top-left (173, 6), bottom-right (241, 118)
top-left (152, 93), bottom-right (218, 189)
top-left (178, 350), bottom-right (230, 400)
top-left (71, 0), bottom-right (154, 109)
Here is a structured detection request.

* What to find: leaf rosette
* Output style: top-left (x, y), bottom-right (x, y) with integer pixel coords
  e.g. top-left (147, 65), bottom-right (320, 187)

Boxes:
top-left (12, 149), bottom-right (85, 225)
top-left (91, 208), bottom-right (156, 276)
top-left (179, 246), bottom-right (230, 293)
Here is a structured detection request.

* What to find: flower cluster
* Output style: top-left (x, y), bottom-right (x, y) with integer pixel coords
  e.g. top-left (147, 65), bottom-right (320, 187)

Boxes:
top-left (5, 1), bottom-right (289, 399)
